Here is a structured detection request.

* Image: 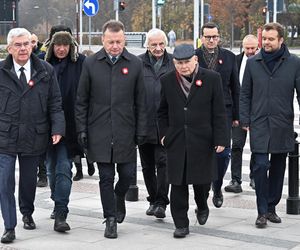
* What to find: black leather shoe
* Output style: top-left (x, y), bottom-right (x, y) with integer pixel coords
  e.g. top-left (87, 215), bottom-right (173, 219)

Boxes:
top-left (87, 163), bottom-right (95, 176)
top-left (146, 204), bottom-right (156, 216)
top-left (250, 179), bottom-right (255, 190)
top-left (22, 215), bottom-right (36, 230)
top-left (197, 209), bottom-right (209, 225)
top-left (115, 194), bottom-right (126, 223)
top-left (50, 210), bottom-right (56, 219)
top-left (154, 206), bottom-right (166, 219)
top-left (267, 212), bottom-right (281, 223)
top-left (104, 217), bottom-right (117, 239)
top-left (224, 180), bottom-right (242, 193)
top-left (73, 171), bottom-right (83, 181)
top-left (1, 229), bottom-right (15, 243)
top-left (54, 213), bottom-right (70, 232)
top-left (212, 190), bottom-right (223, 208)
top-left (255, 214), bottom-right (267, 228)
top-left (37, 177), bottom-right (48, 187)
top-left (173, 227), bottom-right (189, 238)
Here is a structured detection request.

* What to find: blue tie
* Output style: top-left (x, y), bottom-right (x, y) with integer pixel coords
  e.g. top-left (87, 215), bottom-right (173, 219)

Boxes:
top-left (111, 56), bottom-right (117, 64)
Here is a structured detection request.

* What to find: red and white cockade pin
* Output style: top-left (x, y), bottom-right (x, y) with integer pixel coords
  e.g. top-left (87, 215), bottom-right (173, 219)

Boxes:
top-left (218, 59), bottom-right (223, 64)
top-left (122, 67), bottom-right (129, 75)
top-left (28, 80), bottom-right (34, 87)
top-left (195, 80), bottom-right (202, 87)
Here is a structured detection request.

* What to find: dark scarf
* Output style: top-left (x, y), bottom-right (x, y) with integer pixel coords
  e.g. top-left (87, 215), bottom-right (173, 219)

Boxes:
top-left (261, 44), bottom-right (286, 72)
top-left (149, 53), bottom-right (164, 74)
top-left (176, 64), bottom-right (199, 98)
top-left (202, 45), bottom-right (219, 70)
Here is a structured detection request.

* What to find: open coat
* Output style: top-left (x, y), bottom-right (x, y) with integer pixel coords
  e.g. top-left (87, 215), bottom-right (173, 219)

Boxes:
top-left (240, 48), bottom-right (300, 153)
top-left (75, 48), bottom-right (147, 163)
top-left (158, 67), bottom-right (228, 185)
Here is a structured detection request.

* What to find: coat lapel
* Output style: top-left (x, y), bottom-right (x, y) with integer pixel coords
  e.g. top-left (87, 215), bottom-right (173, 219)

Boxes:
top-left (186, 69), bottom-right (204, 105)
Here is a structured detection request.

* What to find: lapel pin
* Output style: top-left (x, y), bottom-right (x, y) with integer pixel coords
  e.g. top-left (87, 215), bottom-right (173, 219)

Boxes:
top-left (28, 80), bottom-right (34, 87)
top-left (218, 59), bottom-right (223, 64)
top-left (122, 67), bottom-right (128, 75)
top-left (195, 80), bottom-right (202, 87)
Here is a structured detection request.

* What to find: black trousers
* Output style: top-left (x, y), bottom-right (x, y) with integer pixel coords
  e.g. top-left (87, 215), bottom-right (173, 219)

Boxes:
top-left (97, 162), bottom-right (135, 218)
top-left (170, 183), bottom-right (210, 228)
top-left (231, 125), bottom-right (254, 183)
top-left (139, 143), bottom-right (169, 207)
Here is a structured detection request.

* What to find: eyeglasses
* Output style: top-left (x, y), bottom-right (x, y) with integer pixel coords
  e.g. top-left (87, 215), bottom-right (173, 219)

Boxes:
top-left (149, 42), bottom-right (165, 49)
top-left (203, 35), bottom-right (219, 41)
top-left (12, 41), bottom-right (31, 49)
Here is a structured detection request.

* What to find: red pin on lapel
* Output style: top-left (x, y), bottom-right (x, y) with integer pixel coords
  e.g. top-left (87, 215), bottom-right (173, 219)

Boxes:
top-left (122, 67), bottom-right (128, 75)
top-left (28, 80), bottom-right (34, 87)
top-left (196, 80), bottom-right (202, 87)
top-left (218, 59), bottom-right (223, 64)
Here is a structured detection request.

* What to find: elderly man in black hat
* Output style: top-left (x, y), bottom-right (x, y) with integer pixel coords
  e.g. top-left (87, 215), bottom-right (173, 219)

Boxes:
top-left (158, 44), bottom-right (228, 238)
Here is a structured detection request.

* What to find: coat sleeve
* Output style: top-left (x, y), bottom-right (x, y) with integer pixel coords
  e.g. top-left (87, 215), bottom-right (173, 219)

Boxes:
top-left (239, 61), bottom-right (252, 127)
top-left (75, 59), bottom-right (90, 133)
top-left (47, 67), bottom-right (65, 136)
top-left (157, 78), bottom-right (169, 140)
top-left (134, 59), bottom-right (148, 137)
top-left (294, 56), bottom-right (300, 119)
top-left (229, 55), bottom-right (240, 121)
top-left (212, 73), bottom-right (228, 146)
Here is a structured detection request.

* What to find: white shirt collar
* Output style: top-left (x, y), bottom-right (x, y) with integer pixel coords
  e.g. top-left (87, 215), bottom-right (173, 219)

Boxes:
top-left (13, 59), bottom-right (31, 83)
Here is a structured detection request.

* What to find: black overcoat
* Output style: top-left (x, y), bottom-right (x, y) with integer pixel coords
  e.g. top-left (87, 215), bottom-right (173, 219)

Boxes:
top-left (75, 48), bottom-right (147, 163)
top-left (0, 54), bottom-right (65, 156)
top-left (158, 67), bottom-right (228, 185)
top-left (240, 48), bottom-right (300, 153)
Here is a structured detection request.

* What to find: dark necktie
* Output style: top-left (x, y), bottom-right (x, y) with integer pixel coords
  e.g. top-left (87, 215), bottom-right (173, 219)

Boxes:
top-left (19, 67), bottom-right (27, 86)
top-left (111, 56), bottom-right (117, 64)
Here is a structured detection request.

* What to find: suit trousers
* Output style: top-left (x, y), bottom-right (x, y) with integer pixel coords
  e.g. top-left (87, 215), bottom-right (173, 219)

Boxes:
top-left (231, 125), bottom-right (254, 183)
top-left (139, 143), bottom-right (169, 207)
top-left (170, 183), bottom-right (210, 228)
top-left (97, 162), bottom-right (135, 218)
top-left (252, 153), bottom-right (287, 215)
top-left (0, 153), bottom-right (39, 230)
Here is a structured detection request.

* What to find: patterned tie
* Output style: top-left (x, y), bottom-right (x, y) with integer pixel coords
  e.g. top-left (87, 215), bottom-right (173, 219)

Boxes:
top-left (19, 67), bottom-right (27, 86)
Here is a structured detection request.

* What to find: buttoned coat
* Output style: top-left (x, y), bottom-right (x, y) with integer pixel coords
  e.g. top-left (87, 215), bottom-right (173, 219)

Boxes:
top-left (75, 48), bottom-right (147, 163)
top-left (240, 47), bottom-right (300, 153)
top-left (0, 54), bottom-right (65, 156)
top-left (138, 50), bottom-right (175, 144)
top-left (158, 67), bottom-right (228, 185)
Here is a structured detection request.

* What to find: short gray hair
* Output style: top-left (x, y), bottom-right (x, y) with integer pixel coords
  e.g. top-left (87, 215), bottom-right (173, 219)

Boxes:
top-left (7, 28), bottom-right (31, 45)
top-left (144, 28), bottom-right (168, 47)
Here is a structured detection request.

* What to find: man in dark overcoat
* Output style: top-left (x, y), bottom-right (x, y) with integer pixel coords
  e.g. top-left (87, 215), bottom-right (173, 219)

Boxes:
top-left (75, 20), bottom-right (147, 239)
top-left (195, 22), bottom-right (240, 209)
top-left (240, 22), bottom-right (300, 228)
top-left (225, 34), bottom-right (258, 193)
top-left (138, 28), bottom-right (174, 219)
top-left (158, 44), bottom-right (228, 238)
top-left (0, 28), bottom-right (65, 243)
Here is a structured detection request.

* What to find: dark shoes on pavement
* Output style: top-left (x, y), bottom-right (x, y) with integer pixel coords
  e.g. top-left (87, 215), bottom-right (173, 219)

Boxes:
top-left (212, 190), bottom-right (223, 208)
top-left (154, 206), bottom-right (166, 219)
top-left (267, 212), bottom-right (281, 223)
top-left (255, 214), bottom-right (267, 228)
top-left (22, 215), bottom-right (36, 230)
top-left (224, 180), bottom-right (242, 193)
top-left (54, 213), bottom-right (70, 232)
top-left (37, 177), bottom-right (48, 187)
top-left (146, 204), bottom-right (156, 216)
top-left (197, 208), bottom-right (209, 225)
top-left (173, 227), bottom-right (189, 238)
top-left (115, 194), bottom-right (126, 223)
top-left (73, 170), bottom-right (83, 181)
top-left (1, 229), bottom-right (15, 243)
top-left (104, 217), bottom-right (117, 239)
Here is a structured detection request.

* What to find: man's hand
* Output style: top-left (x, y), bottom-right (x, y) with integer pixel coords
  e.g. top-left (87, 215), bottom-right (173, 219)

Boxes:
top-left (52, 134), bottom-right (62, 145)
top-left (78, 132), bottom-right (88, 149)
top-left (242, 126), bottom-right (249, 131)
top-left (215, 146), bottom-right (225, 153)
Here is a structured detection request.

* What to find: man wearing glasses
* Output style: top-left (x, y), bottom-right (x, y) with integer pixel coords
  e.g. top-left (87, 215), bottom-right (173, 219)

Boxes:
top-left (195, 22), bottom-right (240, 209)
top-left (0, 28), bottom-right (64, 243)
top-left (138, 28), bottom-right (174, 220)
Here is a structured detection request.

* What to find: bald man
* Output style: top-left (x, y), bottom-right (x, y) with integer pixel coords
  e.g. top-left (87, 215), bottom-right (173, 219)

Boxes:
top-left (225, 34), bottom-right (258, 193)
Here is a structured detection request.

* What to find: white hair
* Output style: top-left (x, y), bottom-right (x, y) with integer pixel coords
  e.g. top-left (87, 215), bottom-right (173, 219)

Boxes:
top-left (7, 28), bottom-right (31, 45)
top-left (144, 28), bottom-right (168, 47)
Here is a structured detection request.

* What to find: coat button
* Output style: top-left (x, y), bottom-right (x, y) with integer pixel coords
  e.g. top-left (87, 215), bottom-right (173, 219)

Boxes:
top-left (184, 107), bottom-right (187, 111)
